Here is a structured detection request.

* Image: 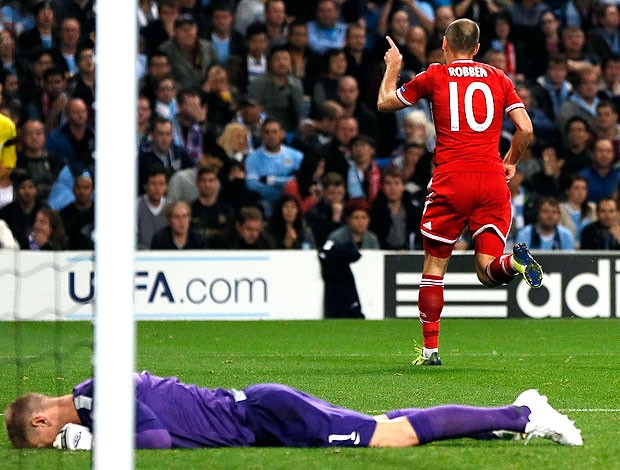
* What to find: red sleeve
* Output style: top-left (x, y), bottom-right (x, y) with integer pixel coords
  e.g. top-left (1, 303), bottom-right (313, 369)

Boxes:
top-left (502, 73), bottom-right (525, 114)
top-left (395, 65), bottom-right (437, 106)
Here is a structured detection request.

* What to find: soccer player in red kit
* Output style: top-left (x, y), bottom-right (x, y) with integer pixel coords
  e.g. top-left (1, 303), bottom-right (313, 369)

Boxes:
top-left (377, 19), bottom-right (543, 366)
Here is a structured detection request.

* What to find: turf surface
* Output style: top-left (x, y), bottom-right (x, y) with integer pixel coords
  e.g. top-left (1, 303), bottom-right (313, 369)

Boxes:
top-left (0, 319), bottom-right (618, 469)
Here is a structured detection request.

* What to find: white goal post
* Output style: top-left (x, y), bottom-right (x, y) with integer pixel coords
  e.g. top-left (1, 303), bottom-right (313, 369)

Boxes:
top-left (93, 0), bottom-right (137, 468)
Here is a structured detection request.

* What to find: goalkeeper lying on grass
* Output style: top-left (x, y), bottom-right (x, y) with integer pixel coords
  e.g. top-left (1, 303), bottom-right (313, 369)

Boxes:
top-left (5, 370), bottom-right (582, 449)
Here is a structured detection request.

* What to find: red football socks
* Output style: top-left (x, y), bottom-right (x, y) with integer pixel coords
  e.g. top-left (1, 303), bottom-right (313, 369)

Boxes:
top-left (418, 274), bottom-right (444, 349)
top-left (486, 254), bottom-right (518, 285)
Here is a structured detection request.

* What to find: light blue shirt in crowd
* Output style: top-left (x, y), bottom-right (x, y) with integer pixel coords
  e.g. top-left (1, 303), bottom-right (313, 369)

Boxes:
top-left (516, 224), bottom-right (575, 251)
top-left (307, 21), bottom-right (347, 54)
top-left (245, 145), bottom-right (304, 203)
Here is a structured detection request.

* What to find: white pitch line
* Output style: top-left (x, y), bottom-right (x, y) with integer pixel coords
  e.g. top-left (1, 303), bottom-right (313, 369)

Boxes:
top-left (365, 409), bottom-right (620, 414)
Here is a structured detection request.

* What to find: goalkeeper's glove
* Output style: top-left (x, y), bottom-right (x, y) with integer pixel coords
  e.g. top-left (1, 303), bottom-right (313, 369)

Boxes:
top-left (53, 423), bottom-right (93, 450)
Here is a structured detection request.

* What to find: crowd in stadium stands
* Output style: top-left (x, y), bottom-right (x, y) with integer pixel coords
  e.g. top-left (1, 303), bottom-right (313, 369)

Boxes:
top-left (3, 0), bottom-right (620, 252)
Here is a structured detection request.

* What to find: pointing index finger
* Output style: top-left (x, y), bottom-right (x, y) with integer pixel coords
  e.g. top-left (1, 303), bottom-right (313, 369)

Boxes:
top-left (386, 36), bottom-right (397, 49)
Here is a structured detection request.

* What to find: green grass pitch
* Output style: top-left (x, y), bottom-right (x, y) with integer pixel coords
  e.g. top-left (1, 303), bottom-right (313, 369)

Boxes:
top-left (0, 319), bottom-right (618, 469)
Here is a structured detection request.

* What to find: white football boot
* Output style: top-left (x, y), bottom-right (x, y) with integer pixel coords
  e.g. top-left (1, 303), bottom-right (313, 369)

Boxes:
top-left (513, 389), bottom-right (583, 446)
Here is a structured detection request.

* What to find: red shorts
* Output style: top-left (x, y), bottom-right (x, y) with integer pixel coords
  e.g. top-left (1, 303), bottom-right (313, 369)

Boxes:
top-left (421, 171), bottom-right (511, 244)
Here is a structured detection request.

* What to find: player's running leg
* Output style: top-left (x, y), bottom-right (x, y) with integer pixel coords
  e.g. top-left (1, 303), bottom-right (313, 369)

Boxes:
top-left (413, 242), bottom-right (451, 366)
top-left (475, 232), bottom-right (543, 288)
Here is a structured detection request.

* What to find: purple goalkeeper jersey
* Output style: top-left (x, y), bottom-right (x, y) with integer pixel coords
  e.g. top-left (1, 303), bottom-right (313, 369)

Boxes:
top-left (72, 371), bottom-right (377, 449)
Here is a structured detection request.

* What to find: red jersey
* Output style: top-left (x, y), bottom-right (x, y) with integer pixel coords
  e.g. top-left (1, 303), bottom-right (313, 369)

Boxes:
top-left (396, 60), bottom-right (524, 174)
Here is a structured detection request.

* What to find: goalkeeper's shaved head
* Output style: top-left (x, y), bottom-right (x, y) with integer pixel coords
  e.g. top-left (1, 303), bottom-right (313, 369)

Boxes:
top-left (5, 393), bottom-right (48, 448)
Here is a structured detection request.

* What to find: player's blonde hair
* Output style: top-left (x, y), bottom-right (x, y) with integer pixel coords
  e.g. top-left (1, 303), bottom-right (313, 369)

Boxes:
top-left (5, 393), bottom-right (47, 448)
top-left (444, 19), bottom-right (479, 55)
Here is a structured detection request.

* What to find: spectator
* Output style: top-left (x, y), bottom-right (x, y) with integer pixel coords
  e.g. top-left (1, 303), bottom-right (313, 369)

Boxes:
top-left (283, 150), bottom-right (325, 214)
top-left (235, 95), bottom-right (265, 151)
top-left (401, 25), bottom-right (428, 77)
top-left (151, 200), bottom-right (208, 249)
top-left (389, 140), bottom-right (432, 200)
top-left (139, 51), bottom-right (172, 110)
top-left (24, 67), bottom-right (68, 132)
top-left (504, 82), bottom-right (557, 147)
top-left (526, 144), bottom-right (563, 201)
top-left (137, 95), bottom-right (153, 147)
top-left (376, 8), bottom-right (412, 49)
top-left (0, 171), bottom-right (41, 248)
top-left (54, 0), bottom-right (96, 41)
top-left (578, 138), bottom-right (620, 203)
top-left (307, 0), bottom-right (347, 54)
top-left (159, 14), bottom-right (217, 90)
top-left (321, 115), bottom-right (358, 181)
top-left (141, 0), bottom-right (179, 56)
top-left (285, 20), bottom-right (320, 96)
top-left (55, 17), bottom-right (81, 75)
top-left (201, 64), bottom-right (237, 135)
top-left (0, 30), bottom-right (21, 79)
top-left (19, 50), bottom-right (54, 108)
top-left (268, 194), bottom-right (315, 249)
top-left (559, 26), bottom-right (599, 79)
top-left (264, 0), bottom-right (288, 47)
top-left (153, 75), bottom-right (178, 120)
top-left (370, 166), bottom-right (423, 250)
top-left (190, 165), bottom-right (235, 249)
top-left (559, 116), bottom-right (593, 184)
top-left (327, 197), bottom-right (380, 249)
top-left (347, 134), bottom-right (381, 203)
top-left (306, 171), bottom-right (346, 248)
top-left (66, 44), bottom-right (96, 122)
top-left (16, 118), bottom-right (61, 203)
top-left (45, 97), bottom-right (95, 178)
top-left (556, 64), bottom-right (601, 134)
top-left (291, 100), bottom-right (343, 154)
top-left (516, 197), bottom-right (575, 250)
top-left (2, 73), bottom-right (23, 119)
top-left (585, 3), bottom-right (620, 64)
top-left (559, 175), bottom-right (596, 248)
top-left (534, 53), bottom-right (573, 120)
top-left (527, 10), bottom-right (562, 80)
top-left (60, 173), bottom-right (94, 250)
top-left (580, 197), bottom-right (620, 250)
top-left (397, 109), bottom-right (436, 153)
top-left (426, 5), bottom-right (455, 51)
top-left (245, 118), bottom-right (303, 213)
top-left (137, 166), bottom-right (169, 250)
top-left (227, 22), bottom-right (269, 94)
top-left (593, 100), bottom-right (620, 162)
top-left (597, 54), bottom-right (620, 105)
top-left (27, 206), bottom-right (67, 251)
top-left (216, 122), bottom-right (250, 165)
top-left (336, 75), bottom-right (380, 149)
top-left (138, 117), bottom-right (193, 189)
top-left (230, 205), bottom-right (275, 249)
top-left (167, 153), bottom-right (220, 204)
top-left (482, 12), bottom-right (521, 79)
top-left (208, 2), bottom-right (246, 66)
top-left (219, 160), bottom-right (263, 215)
top-left (17, 1), bottom-right (56, 62)
top-left (171, 88), bottom-right (207, 163)
top-left (248, 45), bottom-right (304, 134)
top-left (311, 48), bottom-right (348, 116)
